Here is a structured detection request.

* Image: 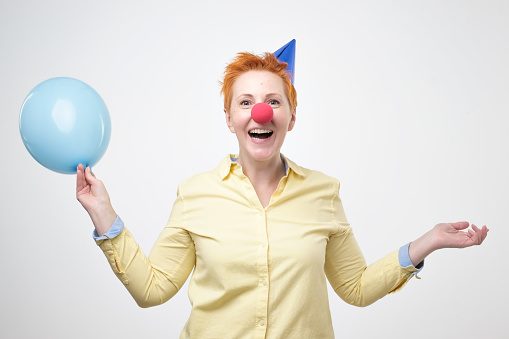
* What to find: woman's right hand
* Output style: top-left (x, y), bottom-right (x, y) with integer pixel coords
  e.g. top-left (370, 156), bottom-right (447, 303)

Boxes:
top-left (76, 164), bottom-right (117, 236)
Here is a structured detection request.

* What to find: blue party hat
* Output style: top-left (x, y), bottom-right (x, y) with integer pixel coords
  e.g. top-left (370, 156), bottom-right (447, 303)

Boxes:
top-left (274, 39), bottom-right (296, 83)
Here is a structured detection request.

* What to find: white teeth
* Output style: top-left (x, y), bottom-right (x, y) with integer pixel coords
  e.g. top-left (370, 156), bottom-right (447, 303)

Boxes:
top-left (250, 129), bottom-right (272, 134)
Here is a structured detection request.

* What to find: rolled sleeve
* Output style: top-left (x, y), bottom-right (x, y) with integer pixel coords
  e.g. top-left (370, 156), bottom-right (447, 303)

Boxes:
top-left (399, 242), bottom-right (424, 274)
top-left (92, 215), bottom-right (124, 241)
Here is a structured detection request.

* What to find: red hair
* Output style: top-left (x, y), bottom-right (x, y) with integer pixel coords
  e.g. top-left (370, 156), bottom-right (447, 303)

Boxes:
top-left (220, 52), bottom-right (297, 112)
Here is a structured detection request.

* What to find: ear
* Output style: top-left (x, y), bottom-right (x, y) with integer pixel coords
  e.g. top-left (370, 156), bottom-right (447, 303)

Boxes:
top-left (287, 110), bottom-right (296, 132)
top-left (225, 109), bottom-right (235, 133)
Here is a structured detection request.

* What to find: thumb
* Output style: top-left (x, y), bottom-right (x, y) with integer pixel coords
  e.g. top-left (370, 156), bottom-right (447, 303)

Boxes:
top-left (84, 166), bottom-right (98, 183)
top-left (451, 221), bottom-right (470, 230)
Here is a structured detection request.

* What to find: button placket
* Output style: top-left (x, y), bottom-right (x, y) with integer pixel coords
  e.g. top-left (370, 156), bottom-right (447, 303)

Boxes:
top-left (254, 209), bottom-right (269, 337)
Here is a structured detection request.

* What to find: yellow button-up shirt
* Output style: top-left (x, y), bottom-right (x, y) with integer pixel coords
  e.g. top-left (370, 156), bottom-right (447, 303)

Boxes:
top-left (97, 155), bottom-right (419, 338)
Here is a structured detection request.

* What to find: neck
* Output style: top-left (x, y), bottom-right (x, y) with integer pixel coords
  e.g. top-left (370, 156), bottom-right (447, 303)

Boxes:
top-left (237, 153), bottom-right (285, 187)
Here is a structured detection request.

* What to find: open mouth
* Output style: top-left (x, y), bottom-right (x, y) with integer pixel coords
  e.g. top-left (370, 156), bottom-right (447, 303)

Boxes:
top-left (249, 129), bottom-right (274, 140)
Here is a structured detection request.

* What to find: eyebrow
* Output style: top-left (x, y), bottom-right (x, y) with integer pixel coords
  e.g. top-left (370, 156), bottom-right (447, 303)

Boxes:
top-left (265, 93), bottom-right (283, 98)
top-left (235, 93), bottom-right (283, 100)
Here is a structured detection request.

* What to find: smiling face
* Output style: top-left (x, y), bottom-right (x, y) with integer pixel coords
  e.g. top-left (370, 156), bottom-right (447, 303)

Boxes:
top-left (225, 70), bottom-right (296, 166)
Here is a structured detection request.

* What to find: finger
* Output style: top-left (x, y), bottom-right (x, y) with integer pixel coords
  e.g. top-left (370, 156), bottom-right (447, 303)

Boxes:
top-left (76, 163), bottom-right (84, 179)
top-left (470, 224), bottom-right (483, 245)
top-left (480, 225), bottom-right (489, 243)
top-left (76, 164), bottom-right (86, 192)
top-left (471, 224), bottom-right (481, 241)
top-left (451, 221), bottom-right (470, 231)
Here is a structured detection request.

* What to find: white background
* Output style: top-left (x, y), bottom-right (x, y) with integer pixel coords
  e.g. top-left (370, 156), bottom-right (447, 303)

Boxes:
top-left (1, 1), bottom-right (506, 338)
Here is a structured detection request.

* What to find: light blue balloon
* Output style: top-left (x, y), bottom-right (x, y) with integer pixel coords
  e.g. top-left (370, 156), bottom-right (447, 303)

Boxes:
top-left (19, 77), bottom-right (111, 174)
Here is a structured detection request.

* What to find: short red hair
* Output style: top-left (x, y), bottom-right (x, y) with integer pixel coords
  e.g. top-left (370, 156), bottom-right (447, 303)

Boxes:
top-left (220, 52), bottom-right (297, 112)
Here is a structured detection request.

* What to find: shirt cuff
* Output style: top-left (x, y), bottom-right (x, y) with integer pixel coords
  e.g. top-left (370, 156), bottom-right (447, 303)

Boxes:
top-left (92, 215), bottom-right (124, 241)
top-left (399, 242), bottom-right (424, 272)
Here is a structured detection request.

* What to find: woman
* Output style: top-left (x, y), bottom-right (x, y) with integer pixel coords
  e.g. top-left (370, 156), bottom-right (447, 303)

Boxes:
top-left (76, 50), bottom-right (488, 338)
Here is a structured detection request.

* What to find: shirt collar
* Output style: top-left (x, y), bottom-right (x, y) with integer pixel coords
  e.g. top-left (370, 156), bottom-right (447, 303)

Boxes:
top-left (218, 154), bottom-right (305, 180)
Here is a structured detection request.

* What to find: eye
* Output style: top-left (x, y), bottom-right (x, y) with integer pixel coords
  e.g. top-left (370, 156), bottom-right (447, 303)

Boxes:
top-left (268, 99), bottom-right (280, 106)
top-left (240, 100), bottom-right (251, 106)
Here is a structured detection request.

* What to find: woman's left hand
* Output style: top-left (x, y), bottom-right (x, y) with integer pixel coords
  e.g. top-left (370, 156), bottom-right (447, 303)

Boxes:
top-left (408, 222), bottom-right (489, 266)
top-left (432, 221), bottom-right (489, 249)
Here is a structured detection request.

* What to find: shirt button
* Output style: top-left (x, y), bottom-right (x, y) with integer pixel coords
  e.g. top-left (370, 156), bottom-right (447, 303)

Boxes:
top-left (262, 280), bottom-right (268, 286)
top-left (259, 320), bottom-right (265, 326)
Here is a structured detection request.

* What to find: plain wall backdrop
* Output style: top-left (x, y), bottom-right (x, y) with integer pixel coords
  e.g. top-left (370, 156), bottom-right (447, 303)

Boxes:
top-left (1, 1), bottom-right (506, 338)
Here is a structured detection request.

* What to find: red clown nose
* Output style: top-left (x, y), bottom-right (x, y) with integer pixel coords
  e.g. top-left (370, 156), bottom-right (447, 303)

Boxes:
top-left (251, 103), bottom-right (274, 124)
